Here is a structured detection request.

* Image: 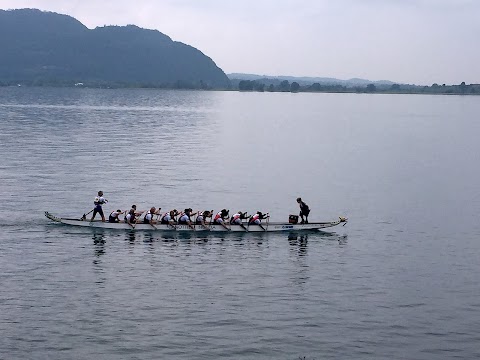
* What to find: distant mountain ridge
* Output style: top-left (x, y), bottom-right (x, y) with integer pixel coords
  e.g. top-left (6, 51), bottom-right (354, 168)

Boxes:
top-left (228, 73), bottom-right (398, 87)
top-left (0, 9), bottom-right (230, 88)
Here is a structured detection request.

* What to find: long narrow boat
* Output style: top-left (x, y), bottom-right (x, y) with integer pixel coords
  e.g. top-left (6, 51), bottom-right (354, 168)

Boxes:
top-left (45, 212), bottom-right (347, 232)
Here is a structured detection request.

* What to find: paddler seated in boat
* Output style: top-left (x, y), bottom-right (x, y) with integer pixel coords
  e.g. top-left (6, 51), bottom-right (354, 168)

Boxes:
top-left (143, 207), bottom-right (161, 225)
top-left (213, 209), bottom-right (230, 230)
top-left (126, 204), bottom-right (145, 221)
top-left (196, 210), bottom-right (213, 230)
top-left (178, 208), bottom-right (197, 230)
top-left (91, 191), bottom-right (108, 222)
top-left (160, 209), bottom-right (179, 226)
top-left (249, 211), bottom-right (270, 231)
top-left (124, 209), bottom-right (136, 225)
top-left (108, 209), bottom-right (123, 223)
top-left (230, 211), bottom-right (248, 231)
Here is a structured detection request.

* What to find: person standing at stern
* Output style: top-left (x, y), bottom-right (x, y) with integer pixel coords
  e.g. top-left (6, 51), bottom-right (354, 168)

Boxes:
top-left (91, 191), bottom-right (108, 222)
top-left (297, 197), bottom-right (310, 224)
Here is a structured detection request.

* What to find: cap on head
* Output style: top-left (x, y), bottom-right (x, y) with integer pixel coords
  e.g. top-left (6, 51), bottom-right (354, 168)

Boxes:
top-left (296, 197), bottom-right (302, 202)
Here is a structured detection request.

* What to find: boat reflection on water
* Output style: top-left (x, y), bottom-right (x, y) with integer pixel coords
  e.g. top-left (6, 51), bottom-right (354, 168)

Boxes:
top-left (318, 231), bottom-right (348, 245)
top-left (127, 231), bottom-right (136, 243)
top-left (288, 231), bottom-right (348, 254)
top-left (116, 229), bottom-right (347, 246)
top-left (92, 229), bottom-right (106, 244)
top-left (92, 229), bottom-right (106, 259)
top-left (288, 234), bottom-right (309, 256)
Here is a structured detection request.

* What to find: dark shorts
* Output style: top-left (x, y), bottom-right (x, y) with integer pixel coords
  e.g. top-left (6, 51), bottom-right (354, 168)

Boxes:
top-left (93, 206), bottom-right (104, 218)
top-left (300, 209), bottom-right (310, 217)
top-left (108, 215), bottom-right (118, 223)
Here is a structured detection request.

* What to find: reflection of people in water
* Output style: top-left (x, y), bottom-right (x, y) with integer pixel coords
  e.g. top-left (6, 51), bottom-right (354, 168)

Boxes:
top-left (92, 230), bottom-right (106, 258)
top-left (288, 234), bottom-right (308, 255)
top-left (127, 231), bottom-right (136, 243)
top-left (92, 231), bottom-right (106, 244)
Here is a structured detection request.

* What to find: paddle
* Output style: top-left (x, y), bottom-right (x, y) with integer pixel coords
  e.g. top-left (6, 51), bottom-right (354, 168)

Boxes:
top-left (241, 212), bottom-right (249, 232)
top-left (184, 210), bottom-right (196, 231)
top-left (192, 211), bottom-right (197, 231)
top-left (143, 207), bottom-right (161, 230)
top-left (131, 210), bottom-right (146, 230)
top-left (147, 207), bottom-right (162, 230)
top-left (233, 212), bottom-right (248, 231)
top-left (208, 210), bottom-right (214, 227)
top-left (169, 211), bottom-right (178, 230)
top-left (198, 210), bottom-right (213, 231)
top-left (80, 208), bottom-right (94, 221)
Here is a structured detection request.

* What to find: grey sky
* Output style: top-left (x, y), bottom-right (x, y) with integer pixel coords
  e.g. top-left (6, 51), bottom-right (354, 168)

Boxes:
top-left (1, 0), bottom-right (479, 84)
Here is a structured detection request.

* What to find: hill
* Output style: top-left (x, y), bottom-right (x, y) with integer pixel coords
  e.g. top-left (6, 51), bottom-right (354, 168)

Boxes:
top-left (0, 9), bottom-right (230, 88)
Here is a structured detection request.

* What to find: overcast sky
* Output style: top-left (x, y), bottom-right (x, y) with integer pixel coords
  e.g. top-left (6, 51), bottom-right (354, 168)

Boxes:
top-left (1, 0), bottom-right (479, 84)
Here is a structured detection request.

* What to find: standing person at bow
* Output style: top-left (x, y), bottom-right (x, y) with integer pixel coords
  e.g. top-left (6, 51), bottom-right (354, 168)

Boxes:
top-left (143, 207), bottom-right (161, 226)
top-left (91, 191), bottom-right (108, 222)
top-left (178, 208), bottom-right (196, 230)
top-left (249, 211), bottom-right (270, 231)
top-left (296, 197), bottom-right (310, 224)
top-left (230, 211), bottom-right (249, 231)
top-left (213, 209), bottom-right (230, 230)
top-left (196, 210), bottom-right (213, 230)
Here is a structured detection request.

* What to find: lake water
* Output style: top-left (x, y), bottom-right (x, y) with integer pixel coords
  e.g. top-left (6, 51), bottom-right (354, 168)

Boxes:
top-left (1, 87), bottom-right (479, 359)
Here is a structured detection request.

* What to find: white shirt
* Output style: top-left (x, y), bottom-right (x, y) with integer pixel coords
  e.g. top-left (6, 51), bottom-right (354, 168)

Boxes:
top-left (94, 196), bottom-right (106, 205)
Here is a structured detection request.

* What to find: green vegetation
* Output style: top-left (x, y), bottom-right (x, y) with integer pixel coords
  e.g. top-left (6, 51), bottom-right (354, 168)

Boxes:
top-left (1, 9), bottom-right (477, 95)
top-left (0, 9), bottom-right (230, 89)
top-left (233, 78), bottom-right (479, 95)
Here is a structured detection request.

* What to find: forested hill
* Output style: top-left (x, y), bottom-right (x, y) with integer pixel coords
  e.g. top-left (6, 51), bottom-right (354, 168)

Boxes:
top-left (0, 9), bottom-right (230, 89)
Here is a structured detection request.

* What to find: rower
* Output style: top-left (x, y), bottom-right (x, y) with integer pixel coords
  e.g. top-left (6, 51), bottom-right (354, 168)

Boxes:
top-left (213, 209), bottom-right (230, 230)
top-left (143, 207), bottom-right (161, 225)
top-left (109, 209), bottom-right (123, 223)
top-left (249, 211), bottom-right (269, 231)
top-left (91, 191), bottom-right (108, 222)
top-left (230, 211), bottom-right (248, 231)
top-left (124, 209), bottom-right (136, 225)
top-left (196, 210), bottom-right (213, 230)
top-left (160, 209), bottom-right (178, 227)
top-left (178, 208), bottom-right (196, 230)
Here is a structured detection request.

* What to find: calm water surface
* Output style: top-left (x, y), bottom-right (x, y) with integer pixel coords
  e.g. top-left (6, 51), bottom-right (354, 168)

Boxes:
top-left (1, 88), bottom-right (480, 359)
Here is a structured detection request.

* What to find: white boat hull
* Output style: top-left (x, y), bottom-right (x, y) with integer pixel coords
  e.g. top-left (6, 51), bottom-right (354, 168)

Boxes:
top-left (45, 212), bottom-right (347, 232)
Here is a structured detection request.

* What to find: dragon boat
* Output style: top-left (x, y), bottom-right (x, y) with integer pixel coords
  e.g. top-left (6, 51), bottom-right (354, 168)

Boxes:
top-left (45, 212), bottom-right (347, 232)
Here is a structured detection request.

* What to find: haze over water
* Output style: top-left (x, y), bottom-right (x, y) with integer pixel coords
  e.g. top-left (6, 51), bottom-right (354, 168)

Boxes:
top-left (1, 87), bottom-right (479, 359)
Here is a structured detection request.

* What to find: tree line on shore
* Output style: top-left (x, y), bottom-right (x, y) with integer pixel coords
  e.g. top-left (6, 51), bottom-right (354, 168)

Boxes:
top-left (236, 79), bottom-right (480, 95)
top-left (3, 78), bottom-right (478, 96)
